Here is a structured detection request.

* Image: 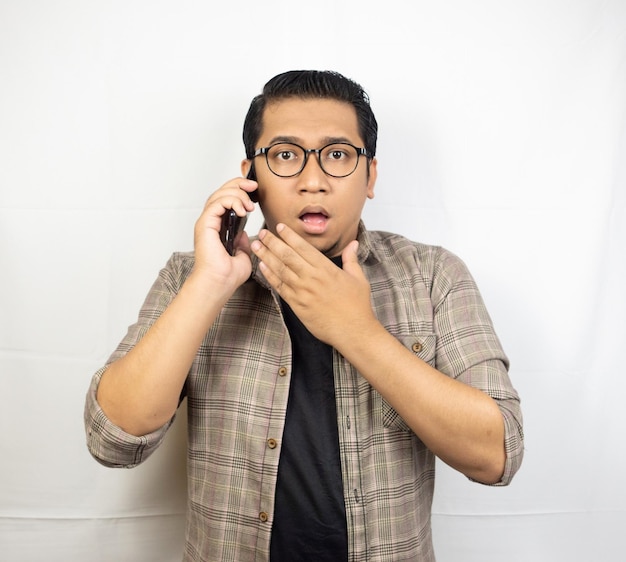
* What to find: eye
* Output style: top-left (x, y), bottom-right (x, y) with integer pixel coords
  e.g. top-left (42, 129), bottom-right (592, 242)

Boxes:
top-left (277, 150), bottom-right (296, 161)
top-left (322, 144), bottom-right (355, 162)
top-left (329, 149), bottom-right (347, 160)
top-left (269, 144), bottom-right (301, 162)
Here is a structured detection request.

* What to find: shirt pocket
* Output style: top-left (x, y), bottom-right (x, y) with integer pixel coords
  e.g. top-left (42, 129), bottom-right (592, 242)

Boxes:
top-left (382, 333), bottom-right (437, 432)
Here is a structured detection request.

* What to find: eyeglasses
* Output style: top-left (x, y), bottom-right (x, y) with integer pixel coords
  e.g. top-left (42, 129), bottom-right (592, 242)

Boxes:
top-left (253, 142), bottom-right (370, 178)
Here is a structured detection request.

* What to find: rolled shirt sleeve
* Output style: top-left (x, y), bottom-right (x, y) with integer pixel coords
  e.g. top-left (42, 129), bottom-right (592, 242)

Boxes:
top-left (84, 366), bottom-right (174, 468)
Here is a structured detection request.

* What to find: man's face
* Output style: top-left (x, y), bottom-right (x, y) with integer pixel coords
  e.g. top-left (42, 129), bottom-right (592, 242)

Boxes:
top-left (243, 97), bottom-right (377, 257)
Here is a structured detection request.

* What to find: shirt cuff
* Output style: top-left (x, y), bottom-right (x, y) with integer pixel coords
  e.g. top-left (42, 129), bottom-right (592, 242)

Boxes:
top-left (84, 367), bottom-right (172, 468)
top-left (490, 401), bottom-right (525, 487)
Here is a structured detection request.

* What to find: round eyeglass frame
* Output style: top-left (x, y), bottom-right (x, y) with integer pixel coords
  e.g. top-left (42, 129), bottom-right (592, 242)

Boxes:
top-left (252, 142), bottom-right (371, 178)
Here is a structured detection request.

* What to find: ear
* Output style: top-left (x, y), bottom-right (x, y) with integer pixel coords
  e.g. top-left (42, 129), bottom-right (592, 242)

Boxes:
top-left (366, 158), bottom-right (377, 199)
top-left (241, 159), bottom-right (252, 178)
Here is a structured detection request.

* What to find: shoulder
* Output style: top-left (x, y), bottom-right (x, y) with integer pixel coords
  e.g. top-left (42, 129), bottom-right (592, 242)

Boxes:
top-left (362, 229), bottom-right (469, 280)
top-left (142, 251), bottom-right (196, 296)
top-left (161, 251), bottom-right (195, 278)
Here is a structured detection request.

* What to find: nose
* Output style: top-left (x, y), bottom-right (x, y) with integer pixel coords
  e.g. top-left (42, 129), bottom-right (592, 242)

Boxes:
top-left (296, 152), bottom-right (330, 192)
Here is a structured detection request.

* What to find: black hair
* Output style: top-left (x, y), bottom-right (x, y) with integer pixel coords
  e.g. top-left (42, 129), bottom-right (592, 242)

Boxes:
top-left (242, 70), bottom-right (378, 160)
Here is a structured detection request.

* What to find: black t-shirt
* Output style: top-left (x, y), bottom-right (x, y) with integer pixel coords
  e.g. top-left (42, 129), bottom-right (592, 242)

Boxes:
top-left (270, 265), bottom-right (348, 561)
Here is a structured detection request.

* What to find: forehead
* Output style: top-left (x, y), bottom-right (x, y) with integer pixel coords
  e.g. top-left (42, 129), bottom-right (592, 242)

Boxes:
top-left (259, 97), bottom-right (362, 145)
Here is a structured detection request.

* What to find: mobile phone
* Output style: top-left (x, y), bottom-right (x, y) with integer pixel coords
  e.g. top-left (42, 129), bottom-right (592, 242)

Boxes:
top-left (219, 209), bottom-right (247, 256)
top-left (219, 166), bottom-right (256, 255)
top-left (248, 164), bottom-right (258, 202)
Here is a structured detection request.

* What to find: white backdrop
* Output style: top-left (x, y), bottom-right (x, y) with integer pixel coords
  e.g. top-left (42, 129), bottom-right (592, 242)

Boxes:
top-left (1, 1), bottom-right (625, 560)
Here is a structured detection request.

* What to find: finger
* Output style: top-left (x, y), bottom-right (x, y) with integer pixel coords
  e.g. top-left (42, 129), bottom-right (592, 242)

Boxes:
top-left (252, 241), bottom-right (312, 304)
top-left (273, 223), bottom-right (323, 267)
top-left (253, 229), bottom-right (311, 277)
top-left (254, 254), bottom-right (299, 300)
top-left (252, 235), bottom-right (302, 284)
top-left (233, 231), bottom-right (252, 258)
top-left (257, 260), bottom-right (289, 297)
top-left (203, 178), bottom-right (258, 213)
top-left (253, 225), bottom-right (332, 288)
top-left (341, 240), bottom-right (362, 276)
top-left (204, 194), bottom-right (252, 218)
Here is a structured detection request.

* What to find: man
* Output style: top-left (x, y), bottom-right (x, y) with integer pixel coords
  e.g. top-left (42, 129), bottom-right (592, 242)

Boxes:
top-left (85, 70), bottom-right (524, 561)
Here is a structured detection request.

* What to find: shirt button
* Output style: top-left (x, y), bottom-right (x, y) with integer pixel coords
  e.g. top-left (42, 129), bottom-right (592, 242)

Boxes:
top-left (259, 511), bottom-right (269, 522)
top-left (267, 438), bottom-right (277, 449)
top-left (278, 366), bottom-right (288, 377)
top-left (412, 342), bottom-right (423, 353)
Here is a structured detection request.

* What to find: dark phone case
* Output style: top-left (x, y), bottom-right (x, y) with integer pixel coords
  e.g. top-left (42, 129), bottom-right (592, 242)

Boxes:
top-left (248, 165), bottom-right (258, 202)
top-left (220, 210), bottom-right (247, 256)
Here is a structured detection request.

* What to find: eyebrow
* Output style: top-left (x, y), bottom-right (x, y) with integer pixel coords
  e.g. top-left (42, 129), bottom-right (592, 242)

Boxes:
top-left (266, 135), bottom-right (356, 146)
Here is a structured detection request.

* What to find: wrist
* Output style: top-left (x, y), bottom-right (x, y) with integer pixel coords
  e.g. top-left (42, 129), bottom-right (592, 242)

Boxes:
top-left (184, 267), bottom-right (239, 309)
top-left (331, 315), bottom-right (386, 358)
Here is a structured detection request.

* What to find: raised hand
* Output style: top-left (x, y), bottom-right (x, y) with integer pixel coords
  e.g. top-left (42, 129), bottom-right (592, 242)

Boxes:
top-left (191, 176), bottom-right (257, 292)
top-left (251, 223), bottom-right (377, 347)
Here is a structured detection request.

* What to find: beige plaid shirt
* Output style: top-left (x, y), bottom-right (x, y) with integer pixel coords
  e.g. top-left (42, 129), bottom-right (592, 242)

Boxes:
top-left (85, 223), bottom-right (524, 561)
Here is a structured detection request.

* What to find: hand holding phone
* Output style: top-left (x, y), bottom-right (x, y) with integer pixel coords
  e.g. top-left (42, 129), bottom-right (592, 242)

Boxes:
top-left (218, 166), bottom-right (257, 255)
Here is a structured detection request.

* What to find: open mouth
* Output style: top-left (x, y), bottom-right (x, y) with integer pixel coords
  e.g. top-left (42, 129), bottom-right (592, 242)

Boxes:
top-left (299, 211), bottom-right (329, 234)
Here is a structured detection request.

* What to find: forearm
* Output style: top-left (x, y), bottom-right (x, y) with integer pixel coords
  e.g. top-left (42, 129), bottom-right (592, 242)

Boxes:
top-left (334, 320), bottom-right (506, 484)
top-left (97, 272), bottom-right (233, 436)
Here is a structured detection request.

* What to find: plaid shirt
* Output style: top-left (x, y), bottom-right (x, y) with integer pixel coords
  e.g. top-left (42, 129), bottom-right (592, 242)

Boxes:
top-left (85, 223), bottom-right (524, 562)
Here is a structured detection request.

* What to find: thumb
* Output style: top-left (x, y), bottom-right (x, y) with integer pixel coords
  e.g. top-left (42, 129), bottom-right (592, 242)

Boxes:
top-left (341, 240), bottom-right (361, 274)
